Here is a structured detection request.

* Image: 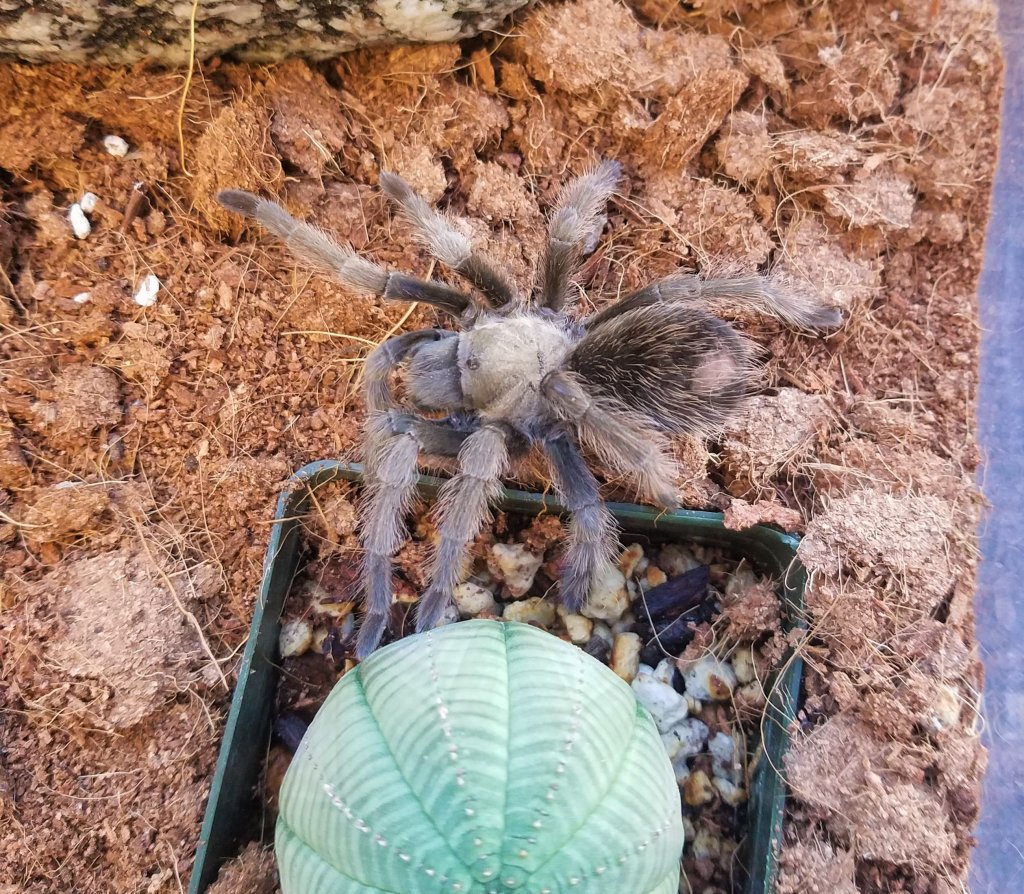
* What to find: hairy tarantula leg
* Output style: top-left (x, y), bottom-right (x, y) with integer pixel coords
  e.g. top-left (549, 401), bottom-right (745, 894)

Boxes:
top-left (585, 272), bottom-right (843, 331)
top-left (545, 434), bottom-right (618, 612)
top-left (364, 328), bottom-right (455, 413)
top-left (536, 161), bottom-right (622, 312)
top-left (357, 412), bottom-right (475, 659)
top-left (542, 370), bottom-right (681, 510)
top-left (378, 173), bottom-right (516, 308)
top-left (216, 190), bottom-right (472, 317)
top-left (416, 424), bottom-right (511, 633)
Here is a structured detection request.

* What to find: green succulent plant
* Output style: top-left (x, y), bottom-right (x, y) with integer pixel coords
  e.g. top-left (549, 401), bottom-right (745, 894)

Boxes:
top-left (276, 619), bottom-right (684, 894)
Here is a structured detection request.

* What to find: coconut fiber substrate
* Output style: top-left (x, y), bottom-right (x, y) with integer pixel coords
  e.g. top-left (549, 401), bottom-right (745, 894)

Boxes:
top-left (0, 0), bottom-right (1003, 892)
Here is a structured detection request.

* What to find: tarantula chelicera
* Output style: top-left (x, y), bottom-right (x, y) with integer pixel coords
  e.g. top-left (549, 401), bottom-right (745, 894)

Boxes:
top-left (219, 162), bottom-right (840, 657)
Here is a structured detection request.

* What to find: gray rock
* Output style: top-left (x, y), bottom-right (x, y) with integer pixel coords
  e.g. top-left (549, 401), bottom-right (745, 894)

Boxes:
top-left (0, 0), bottom-right (529, 65)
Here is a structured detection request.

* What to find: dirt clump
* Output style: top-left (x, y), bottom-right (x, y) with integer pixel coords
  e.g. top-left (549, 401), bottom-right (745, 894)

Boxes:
top-left (18, 547), bottom-right (215, 728)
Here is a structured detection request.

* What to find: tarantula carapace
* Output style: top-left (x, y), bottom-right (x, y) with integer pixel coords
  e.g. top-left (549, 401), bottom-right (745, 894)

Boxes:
top-left (219, 162), bottom-right (840, 657)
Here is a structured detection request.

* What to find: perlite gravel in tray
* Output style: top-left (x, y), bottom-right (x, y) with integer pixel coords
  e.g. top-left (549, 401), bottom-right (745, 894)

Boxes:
top-left (189, 461), bottom-right (806, 894)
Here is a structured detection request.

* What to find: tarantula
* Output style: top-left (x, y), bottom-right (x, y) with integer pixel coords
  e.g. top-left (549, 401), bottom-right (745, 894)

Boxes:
top-left (218, 162), bottom-right (840, 657)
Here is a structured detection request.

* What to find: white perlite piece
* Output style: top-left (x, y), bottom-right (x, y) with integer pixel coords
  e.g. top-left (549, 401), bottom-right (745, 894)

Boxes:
top-left (279, 619), bottom-right (313, 658)
top-left (103, 134), bottom-right (130, 157)
top-left (79, 192), bottom-right (98, 213)
top-left (632, 665), bottom-right (689, 732)
top-left (681, 654), bottom-right (738, 702)
top-left (134, 274), bottom-right (160, 307)
top-left (453, 582), bottom-right (496, 618)
top-left (68, 203), bottom-right (91, 239)
top-left (581, 564), bottom-right (629, 621)
top-left (610, 632), bottom-right (641, 683)
top-left (72, 291), bottom-right (91, 304)
top-left (487, 542), bottom-right (543, 598)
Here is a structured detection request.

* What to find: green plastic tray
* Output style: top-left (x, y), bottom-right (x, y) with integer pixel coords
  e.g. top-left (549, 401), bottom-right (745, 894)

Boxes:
top-left (188, 459), bottom-right (806, 894)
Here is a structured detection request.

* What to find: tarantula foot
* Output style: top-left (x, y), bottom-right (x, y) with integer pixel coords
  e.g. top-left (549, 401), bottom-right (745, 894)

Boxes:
top-left (355, 612), bottom-right (390, 661)
top-left (216, 189), bottom-right (261, 218)
top-left (414, 586), bottom-right (451, 633)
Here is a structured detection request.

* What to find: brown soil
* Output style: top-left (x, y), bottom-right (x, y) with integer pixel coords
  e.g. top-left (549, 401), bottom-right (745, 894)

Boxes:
top-left (0, 0), bottom-right (1002, 892)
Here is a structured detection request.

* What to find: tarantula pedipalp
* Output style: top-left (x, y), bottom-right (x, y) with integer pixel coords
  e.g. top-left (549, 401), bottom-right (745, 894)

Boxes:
top-left (218, 163), bottom-right (840, 657)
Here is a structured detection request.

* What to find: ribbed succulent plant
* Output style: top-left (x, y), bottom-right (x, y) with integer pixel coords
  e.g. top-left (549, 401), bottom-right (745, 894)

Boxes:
top-left (276, 620), bottom-right (684, 894)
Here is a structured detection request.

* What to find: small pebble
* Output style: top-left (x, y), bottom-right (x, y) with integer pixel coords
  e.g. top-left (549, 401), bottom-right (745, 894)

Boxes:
top-left (279, 619), bottom-right (313, 658)
top-left (708, 731), bottom-right (742, 785)
top-left (610, 632), bottom-right (641, 683)
top-left (683, 769), bottom-right (716, 806)
top-left (652, 657), bottom-right (676, 687)
top-left (691, 826), bottom-right (722, 861)
top-left (582, 633), bottom-right (611, 663)
top-left (68, 203), bottom-right (91, 239)
top-left (731, 649), bottom-right (756, 685)
top-left (134, 273), bottom-right (160, 307)
top-left (735, 681), bottom-right (766, 711)
top-left (724, 565), bottom-right (757, 599)
top-left (633, 666), bottom-right (689, 731)
top-left (619, 543), bottom-right (645, 578)
top-left (660, 717), bottom-right (709, 761)
top-left (103, 134), bottom-right (130, 157)
top-left (682, 816), bottom-right (697, 842)
top-left (713, 777), bottom-right (747, 806)
top-left (557, 608), bottom-right (593, 644)
top-left (581, 564), bottom-right (629, 621)
top-left (488, 543), bottom-right (543, 597)
top-left (453, 582), bottom-right (497, 618)
top-left (644, 566), bottom-right (668, 589)
top-left (312, 626), bottom-right (330, 653)
top-left (79, 192), bottom-right (98, 213)
top-left (72, 291), bottom-right (91, 304)
top-left (671, 752), bottom-right (690, 786)
top-left (681, 654), bottom-right (738, 702)
top-left (502, 596), bottom-right (556, 628)
top-left (657, 543), bottom-right (699, 577)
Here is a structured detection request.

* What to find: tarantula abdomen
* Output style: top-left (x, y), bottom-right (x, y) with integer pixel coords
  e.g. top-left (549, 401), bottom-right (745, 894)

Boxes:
top-left (217, 161), bottom-right (839, 657)
top-left (568, 302), bottom-right (755, 436)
